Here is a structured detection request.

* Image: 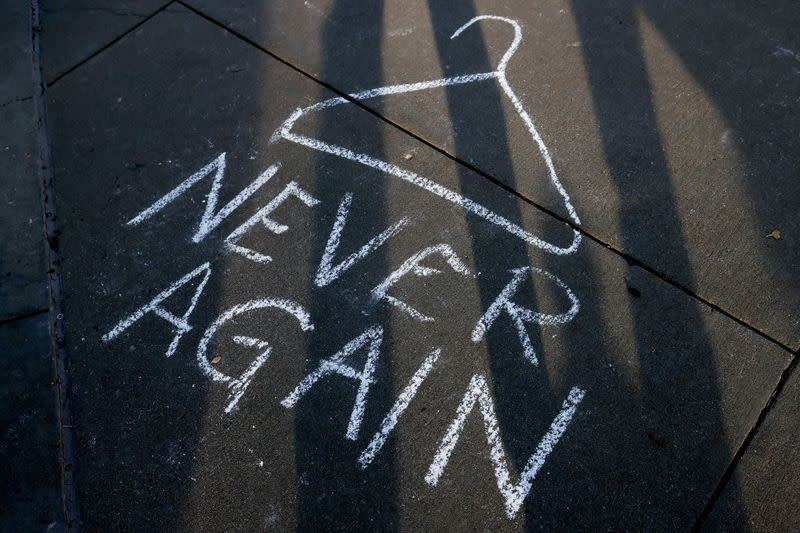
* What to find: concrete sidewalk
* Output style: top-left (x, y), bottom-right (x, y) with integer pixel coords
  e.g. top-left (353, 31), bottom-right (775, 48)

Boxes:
top-left (2, 0), bottom-right (799, 530)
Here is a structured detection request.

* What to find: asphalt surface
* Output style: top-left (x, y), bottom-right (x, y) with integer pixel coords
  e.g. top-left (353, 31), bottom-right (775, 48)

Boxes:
top-left (2, 0), bottom-right (799, 531)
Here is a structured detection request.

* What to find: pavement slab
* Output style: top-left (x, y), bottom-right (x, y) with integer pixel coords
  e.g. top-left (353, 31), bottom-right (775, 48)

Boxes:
top-left (0, 99), bottom-right (47, 320)
top-left (0, 314), bottom-right (62, 531)
top-left (185, 0), bottom-right (800, 350)
top-left (702, 365), bottom-right (800, 532)
top-left (0, 0), bottom-right (34, 106)
top-left (46, 6), bottom-right (793, 530)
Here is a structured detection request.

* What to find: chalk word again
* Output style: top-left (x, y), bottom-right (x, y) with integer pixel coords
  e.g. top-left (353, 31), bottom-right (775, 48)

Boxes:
top-left (104, 270), bottom-right (584, 518)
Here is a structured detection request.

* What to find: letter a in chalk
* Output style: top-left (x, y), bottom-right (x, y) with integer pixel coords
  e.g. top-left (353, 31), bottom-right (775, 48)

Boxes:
top-left (127, 152), bottom-right (282, 243)
top-left (102, 262), bottom-right (211, 358)
top-left (315, 192), bottom-right (409, 287)
top-left (425, 374), bottom-right (586, 518)
top-left (281, 325), bottom-right (384, 440)
top-left (471, 267), bottom-right (579, 365)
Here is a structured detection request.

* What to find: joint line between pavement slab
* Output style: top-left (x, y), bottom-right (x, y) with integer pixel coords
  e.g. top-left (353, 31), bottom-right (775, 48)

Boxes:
top-left (693, 352), bottom-right (799, 530)
top-left (31, 0), bottom-right (81, 529)
top-left (0, 307), bottom-right (49, 326)
top-left (177, 0), bottom-right (796, 356)
top-left (46, 0), bottom-right (175, 88)
top-left (0, 95), bottom-right (33, 109)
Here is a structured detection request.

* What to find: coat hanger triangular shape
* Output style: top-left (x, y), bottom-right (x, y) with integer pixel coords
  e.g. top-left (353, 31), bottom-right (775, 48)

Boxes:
top-left (272, 15), bottom-right (582, 256)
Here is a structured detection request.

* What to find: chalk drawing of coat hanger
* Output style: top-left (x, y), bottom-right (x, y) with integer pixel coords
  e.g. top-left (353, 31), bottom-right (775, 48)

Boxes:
top-left (271, 15), bottom-right (582, 256)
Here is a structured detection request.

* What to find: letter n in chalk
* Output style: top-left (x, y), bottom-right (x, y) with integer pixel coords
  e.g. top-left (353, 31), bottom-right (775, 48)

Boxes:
top-left (101, 262), bottom-right (211, 358)
top-left (281, 325), bottom-right (384, 440)
top-left (471, 267), bottom-right (579, 365)
top-left (425, 375), bottom-right (586, 518)
top-left (126, 153), bottom-right (282, 244)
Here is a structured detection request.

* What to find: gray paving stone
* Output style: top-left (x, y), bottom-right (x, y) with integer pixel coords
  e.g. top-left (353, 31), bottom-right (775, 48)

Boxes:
top-left (0, 99), bottom-right (47, 320)
top-left (186, 0), bottom-right (800, 349)
top-left (702, 363), bottom-right (800, 532)
top-left (0, 0), bottom-right (32, 105)
top-left (47, 6), bottom-right (793, 530)
top-left (0, 313), bottom-right (62, 531)
top-left (0, 0), bottom-right (46, 320)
